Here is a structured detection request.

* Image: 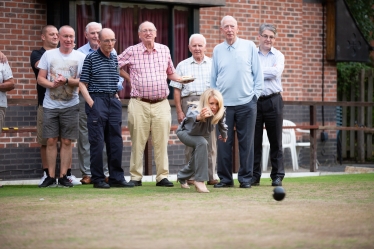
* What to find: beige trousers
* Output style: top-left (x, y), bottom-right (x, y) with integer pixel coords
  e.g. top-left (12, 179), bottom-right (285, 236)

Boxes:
top-left (128, 98), bottom-right (171, 182)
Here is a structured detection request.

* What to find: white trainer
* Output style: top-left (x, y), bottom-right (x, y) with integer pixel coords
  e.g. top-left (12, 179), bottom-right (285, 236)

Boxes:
top-left (39, 171), bottom-right (47, 185)
top-left (67, 174), bottom-right (82, 185)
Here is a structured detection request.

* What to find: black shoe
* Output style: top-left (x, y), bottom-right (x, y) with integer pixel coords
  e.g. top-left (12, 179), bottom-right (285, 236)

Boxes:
top-left (94, 181), bottom-right (110, 189)
top-left (129, 180), bottom-right (142, 186)
top-left (39, 176), bottom-right (57, 188)
top-left (239, 182), bottom-right (251, 188)
top-left (272, 177), bottom-right (282, 186)
top-left (156, 178), bottom-right (174, 187)
top-left (58, 175), bottom-right (73, 188)
top-left (251, 177), bottom-right (260, 186)
top-left (214, 182), bottom-right (234, 188)
top-left (110, 180), bottom-right (135, 188)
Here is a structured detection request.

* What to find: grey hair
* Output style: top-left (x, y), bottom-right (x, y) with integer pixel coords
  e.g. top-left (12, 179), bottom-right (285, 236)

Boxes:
top-left (138, 21), bottom-right (157, 32)
top-left (85, 22), bottom-right (102, 33)
top-left (189, 34), bottom-right (206, 46)
top-left (220, 15), bottom-right (237, 27)
top-left (259, 23), bottom-right (277, 35)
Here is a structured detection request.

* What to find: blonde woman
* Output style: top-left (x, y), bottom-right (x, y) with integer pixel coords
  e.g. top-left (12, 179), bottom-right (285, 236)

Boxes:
top-left (176, 89), bottom-right (228, 193)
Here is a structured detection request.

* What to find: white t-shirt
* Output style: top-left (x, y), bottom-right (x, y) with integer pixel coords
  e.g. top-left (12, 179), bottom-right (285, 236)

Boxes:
top-left (38, 48), bottom-right (86, 109)
top-left (0, 62), bottom-right (13, 108)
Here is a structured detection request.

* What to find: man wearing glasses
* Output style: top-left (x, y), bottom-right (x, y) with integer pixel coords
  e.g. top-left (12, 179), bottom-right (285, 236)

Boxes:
top-left (118, 21), bottom-right (188, 187)
top-left (253, 24), bottom-right (285, 187)
top-left (77, 22), bottom-right (126, 185)
top-left (211, 16), bottom-right (263, 189)
top-left (79, 28), bottom-right (134, 189)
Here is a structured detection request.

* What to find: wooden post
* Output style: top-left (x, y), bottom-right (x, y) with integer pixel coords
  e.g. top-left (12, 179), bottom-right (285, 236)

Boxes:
top-left (350, 84), bottom-right (355, 159)
top-left (342, 94), bottom-right (347, 158)
top-left (144, 134), bottom-right (152, 175)
top-left (367, 70), bottom-right (373, 159)
top-left (357, 69), bottom-right (365, 162)
top-left (310, 106), bottom-right (317, 172)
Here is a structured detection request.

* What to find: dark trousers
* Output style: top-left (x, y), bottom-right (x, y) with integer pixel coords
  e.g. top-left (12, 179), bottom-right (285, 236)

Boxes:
top-left (253, 94), bottom-right (285, 180)
top-left (86, 95), bottom-right (124, 183)
top-left (216, 98), bottom-right (257, 184)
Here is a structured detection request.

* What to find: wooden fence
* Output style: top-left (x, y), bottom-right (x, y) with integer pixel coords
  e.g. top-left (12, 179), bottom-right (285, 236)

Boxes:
top-left (340, 69), bottom-right (373, 162)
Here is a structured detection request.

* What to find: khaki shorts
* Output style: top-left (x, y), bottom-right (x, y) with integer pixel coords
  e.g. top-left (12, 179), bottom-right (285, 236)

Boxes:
top-left (37, 105), bottom-right (48, 145)
top-left (0, 107), bottom-right (5, 134)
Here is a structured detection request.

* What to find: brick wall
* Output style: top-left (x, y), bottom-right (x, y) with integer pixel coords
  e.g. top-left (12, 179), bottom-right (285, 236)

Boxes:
top-left (0, 0), bottom-right (338, 180)
top-left (200, 0), bottom-right (337, 102)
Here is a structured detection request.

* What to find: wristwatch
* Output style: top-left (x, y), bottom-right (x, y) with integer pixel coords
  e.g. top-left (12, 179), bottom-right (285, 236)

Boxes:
top-left (65, 78), bottom-right (68, 86)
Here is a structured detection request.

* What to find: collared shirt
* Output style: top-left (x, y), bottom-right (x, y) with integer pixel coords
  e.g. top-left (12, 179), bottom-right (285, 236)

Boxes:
top-left (117, 42), bottom-right (176, 100)
top-left (211, 37), bottom-right (263, 106)
top-left (80, 48), bottom-right (119, 94)
top-left (78, 43), bottom-right (123, 91)
top-left (77, 42), bottom-right (97, 55)
top-left (257, 46), bottom-right (284, 96)
top-left (170, 55), bottom-right (211, 97)
top-left (0, 62), bottom-right (13, 108)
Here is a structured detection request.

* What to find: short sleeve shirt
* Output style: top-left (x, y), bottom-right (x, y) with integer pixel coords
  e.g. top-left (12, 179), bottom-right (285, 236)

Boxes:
top-left (38, 48), bottom-right (86, 109)
top-left (117, 42), bottom-right (176, 100)
top-left (0, 62), bottom-right (13, 108)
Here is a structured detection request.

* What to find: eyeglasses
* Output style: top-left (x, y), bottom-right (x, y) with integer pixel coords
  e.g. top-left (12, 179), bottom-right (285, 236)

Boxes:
top-left (223, 25), bottom-right (236, 31)
top-left (102, 39), bottom-right (117, 44)
top-left (140, 29), bottom-right (156, 33)
top-left (261, 34), bottom-right (275, 40)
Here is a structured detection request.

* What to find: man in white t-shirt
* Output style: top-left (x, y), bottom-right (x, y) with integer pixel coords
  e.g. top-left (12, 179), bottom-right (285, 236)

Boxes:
top-left (37, 25), bottom-right (86, 188)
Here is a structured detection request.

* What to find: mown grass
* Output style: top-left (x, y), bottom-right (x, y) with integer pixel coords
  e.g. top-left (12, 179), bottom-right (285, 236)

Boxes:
top-left (0, 174), bottom-right (373, 249)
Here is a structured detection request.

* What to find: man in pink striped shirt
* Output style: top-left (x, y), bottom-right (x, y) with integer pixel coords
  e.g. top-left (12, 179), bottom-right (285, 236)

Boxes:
top-left (118, 21), bottom-right (190, 187)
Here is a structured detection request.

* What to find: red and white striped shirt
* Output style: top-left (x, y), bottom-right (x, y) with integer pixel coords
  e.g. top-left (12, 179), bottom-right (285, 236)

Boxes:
top-left (118, 42), bottom-right (176, 100)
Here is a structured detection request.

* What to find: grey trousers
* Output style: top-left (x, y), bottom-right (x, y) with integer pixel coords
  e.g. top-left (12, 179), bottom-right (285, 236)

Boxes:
top-left (78, 94), bottom-right (109, 177)
top-left (176, 129), bottom-right (209, 182)
top-left (181, 95), bottom-right (217, 180)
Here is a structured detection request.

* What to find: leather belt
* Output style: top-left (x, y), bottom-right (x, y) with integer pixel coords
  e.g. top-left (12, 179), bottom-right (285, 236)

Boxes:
top-left (258, 92), bottom-right (280, 101)
top-left (132, 97), bottom-right (166, 104)
top-left (89, 92), bottom-right (116, 98)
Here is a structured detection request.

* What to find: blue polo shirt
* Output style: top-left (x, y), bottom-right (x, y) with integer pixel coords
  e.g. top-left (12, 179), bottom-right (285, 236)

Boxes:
top-left (80, 48), bottom-right (119, 94)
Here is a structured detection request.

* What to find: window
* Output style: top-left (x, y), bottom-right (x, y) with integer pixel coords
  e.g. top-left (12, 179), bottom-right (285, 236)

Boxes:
top-left (74, 1), bottom-right (191, 99)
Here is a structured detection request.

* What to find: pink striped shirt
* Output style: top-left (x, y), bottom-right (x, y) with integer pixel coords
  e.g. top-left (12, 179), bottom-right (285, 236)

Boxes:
top-left (118, 42), bottom-right (176, 100)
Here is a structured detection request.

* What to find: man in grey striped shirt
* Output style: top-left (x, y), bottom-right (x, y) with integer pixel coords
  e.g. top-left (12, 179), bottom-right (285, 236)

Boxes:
top-left (253, 23), bottom-right (285, 187)
top-left (170, 34), bottom-right (218, 185)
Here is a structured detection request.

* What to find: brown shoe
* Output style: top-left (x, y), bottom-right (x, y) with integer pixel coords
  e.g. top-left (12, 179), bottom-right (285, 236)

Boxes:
top-left (105, 177), bottom-right (109, 183)
top-left (207, 179), bottom-right (219, 185)
top-left (80, 175), bottom-right (91, 184)
top-left (187, 180), bottom-right (195, 185)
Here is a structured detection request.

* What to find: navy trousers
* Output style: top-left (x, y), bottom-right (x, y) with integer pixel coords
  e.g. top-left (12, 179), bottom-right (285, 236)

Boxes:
top-left (216, 97), bottom-right (257, 184)
top-left (253, 94), bottom-right (285, 180)
top-left (86, 95), bottom-right (124, 183)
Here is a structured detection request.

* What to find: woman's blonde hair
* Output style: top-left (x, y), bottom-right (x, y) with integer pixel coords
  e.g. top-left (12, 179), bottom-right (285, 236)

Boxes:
top-left (198, 89), bottom-right (225, 125)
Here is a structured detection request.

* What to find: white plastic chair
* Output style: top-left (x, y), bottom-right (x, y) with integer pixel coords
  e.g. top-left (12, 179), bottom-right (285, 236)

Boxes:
top-left (283, 119), bottom-right (314, 170)
top-left (262, 129), bottom-right (270, 171)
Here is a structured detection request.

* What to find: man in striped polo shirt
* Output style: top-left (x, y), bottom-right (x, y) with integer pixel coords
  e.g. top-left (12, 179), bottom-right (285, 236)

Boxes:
top-left (79, 28), bottom-right (134, 189)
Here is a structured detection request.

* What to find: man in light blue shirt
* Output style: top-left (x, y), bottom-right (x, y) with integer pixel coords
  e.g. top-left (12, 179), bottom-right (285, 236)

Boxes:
top-left (211, 15), bottom-right (263, 188)
top-left (253, 23), bottom-right (285, 187)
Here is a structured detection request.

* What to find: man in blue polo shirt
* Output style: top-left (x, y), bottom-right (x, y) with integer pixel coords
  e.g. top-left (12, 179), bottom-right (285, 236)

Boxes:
top-left (79, 28), bottom-right (134, 189)
top-left (211, 16), bottom-right (263, 189)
